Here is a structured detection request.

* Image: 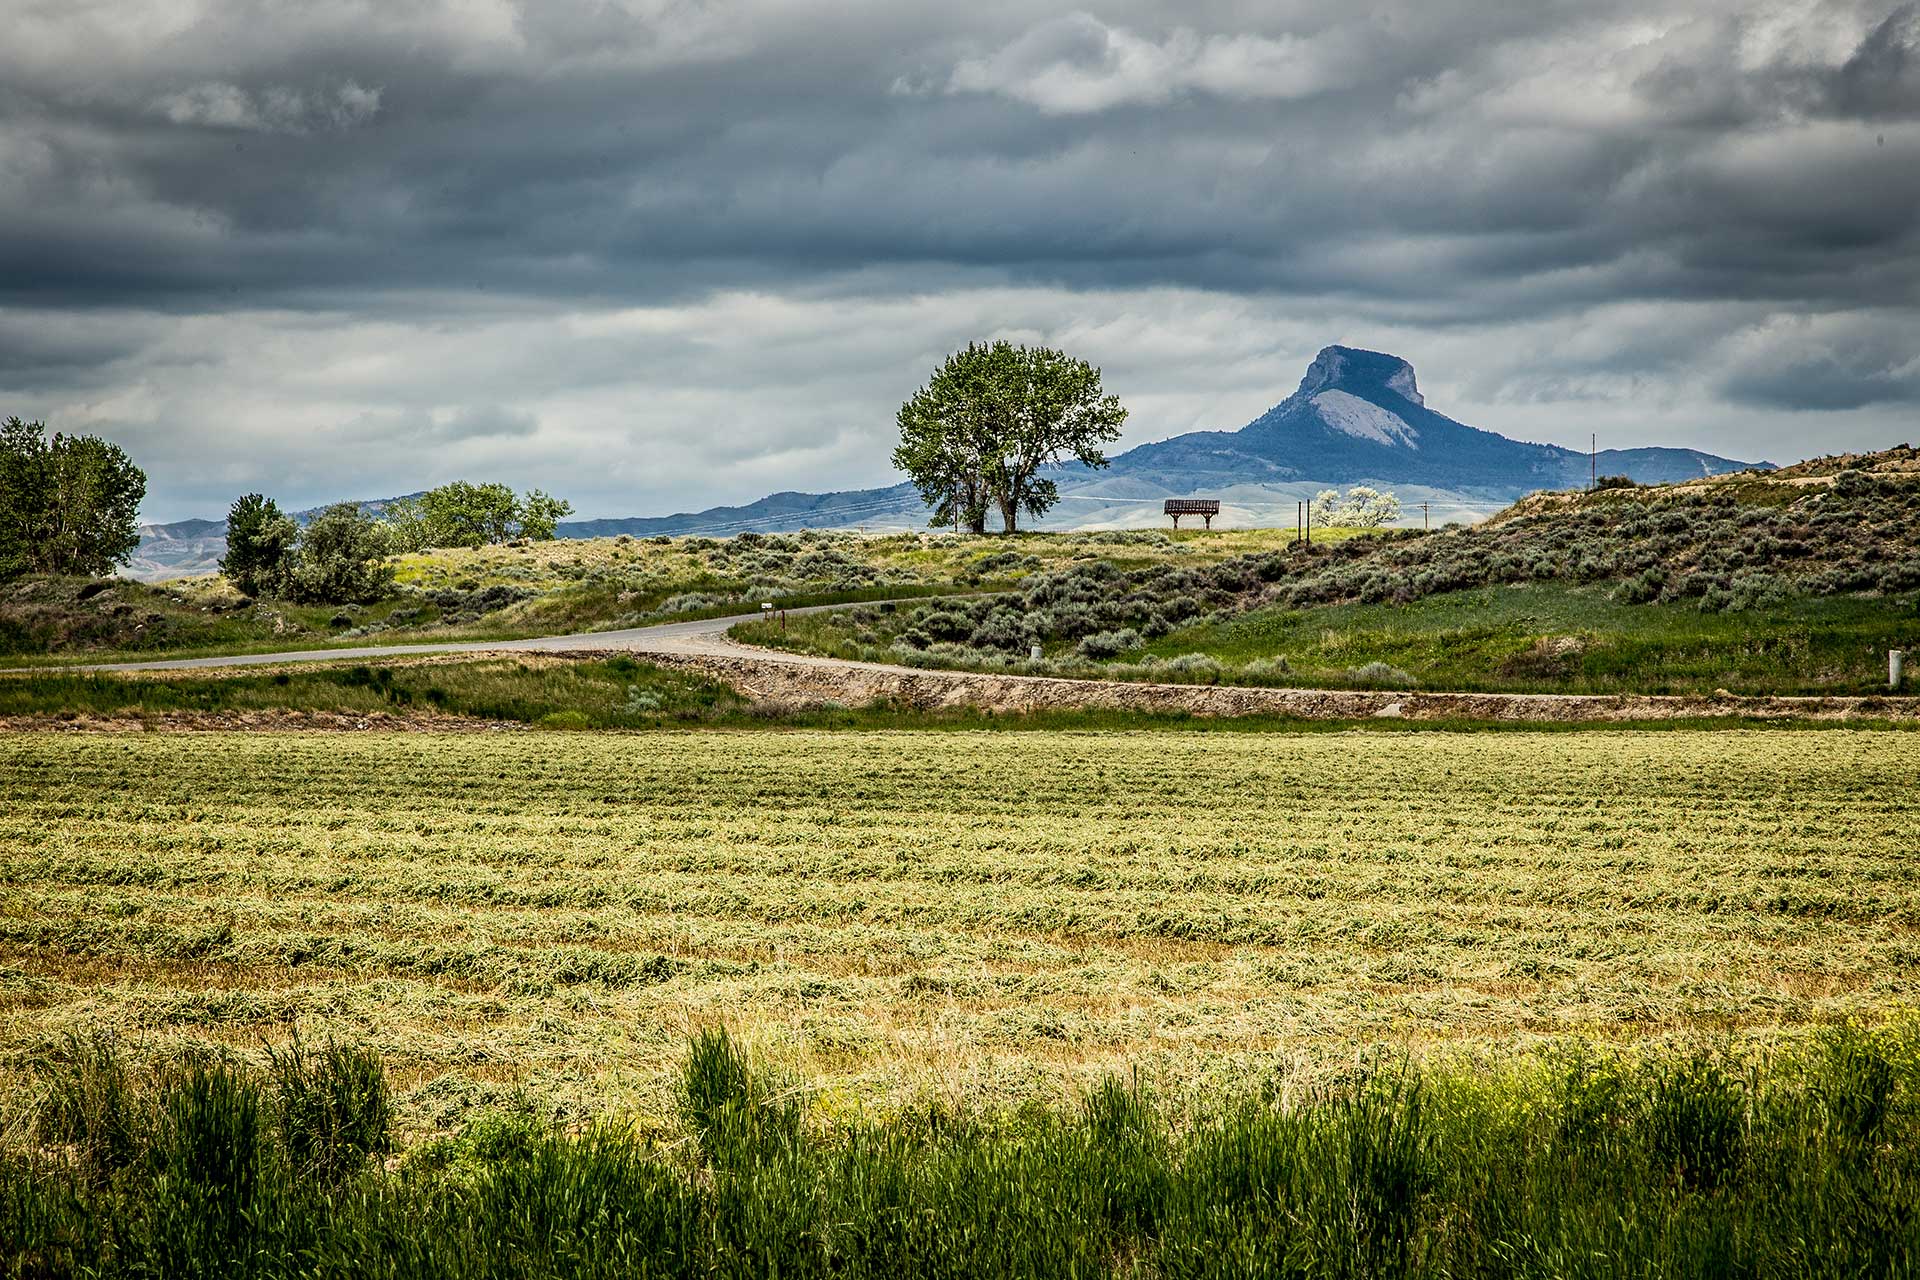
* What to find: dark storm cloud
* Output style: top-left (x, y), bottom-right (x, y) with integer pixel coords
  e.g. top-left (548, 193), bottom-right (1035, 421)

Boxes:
top-left (4, 0), bottom-right (1913, 311)
top-left (1826, 3), bottom-right (1920, 116)
top-left (2, 1), bottom-right (1917, 518)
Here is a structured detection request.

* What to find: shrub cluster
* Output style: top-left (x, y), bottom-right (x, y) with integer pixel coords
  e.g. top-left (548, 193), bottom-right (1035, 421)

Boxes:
top-left (1265, 478), bottom-right (1920, 613)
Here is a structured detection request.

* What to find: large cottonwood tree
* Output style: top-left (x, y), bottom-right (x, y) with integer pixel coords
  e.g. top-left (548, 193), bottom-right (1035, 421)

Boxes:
top-left (893, 342), bottom-right (1126, 534)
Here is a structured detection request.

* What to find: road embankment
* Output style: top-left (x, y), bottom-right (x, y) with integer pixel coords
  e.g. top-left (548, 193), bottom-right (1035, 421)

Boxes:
top-left (636, 647), bottom-right (1920, 723)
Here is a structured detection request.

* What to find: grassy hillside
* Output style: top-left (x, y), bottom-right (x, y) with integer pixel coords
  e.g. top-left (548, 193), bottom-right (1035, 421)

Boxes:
top-left (740, 454), bottom-right (1920, 695)
top-left (1135, 585), bottom-right (1914, 695)
top-left (1, 527), bottom-right (1316, 666)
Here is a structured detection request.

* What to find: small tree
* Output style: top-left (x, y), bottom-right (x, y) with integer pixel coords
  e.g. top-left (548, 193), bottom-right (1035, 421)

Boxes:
top-left (893, 341), bottom-right (1126, 534)
top-left (378, 497), bottom-right (432, 554)
top-left (0, 417), bottom-right (146, 580)
top-left (285, 504), bottom-right (394, 604)
top-left (404, 482), bottom-right (571, 547)
top-left (220, 494), bottom-right (299, 598)
top-left (417, 482), bottom-right (521, 548)
top-left (518, 490), bottom-right (574, 541)
top-left (1310, 486), bottom-right (1401, 528)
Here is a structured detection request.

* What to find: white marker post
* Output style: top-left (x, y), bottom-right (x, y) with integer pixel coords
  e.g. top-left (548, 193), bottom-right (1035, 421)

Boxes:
top-left (1893, 649), bottom-right (1906, 691)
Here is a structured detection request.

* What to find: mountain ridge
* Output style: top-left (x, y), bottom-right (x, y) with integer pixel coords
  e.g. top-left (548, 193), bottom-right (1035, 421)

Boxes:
top-left (1108, 345), bottom-right (1763, 492)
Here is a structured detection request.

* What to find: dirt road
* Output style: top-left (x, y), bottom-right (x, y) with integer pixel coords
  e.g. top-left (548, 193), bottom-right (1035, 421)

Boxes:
top-left (59, 608), bottom-right (798, 673)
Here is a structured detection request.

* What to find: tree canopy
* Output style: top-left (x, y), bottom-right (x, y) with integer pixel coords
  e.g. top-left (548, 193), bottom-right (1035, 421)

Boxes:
top-left (217, 478), bottom-right (572, 602)
top-left (893, 342), bottom-right (1126, 534)
top-left (383, 483), bottom-right (574, 551)
top-left (220, 494), bottom-right (299, 598)
top-left (0, 417), bottom-right (146, 580)
top-left (283, 504), bottom-right (394, 604)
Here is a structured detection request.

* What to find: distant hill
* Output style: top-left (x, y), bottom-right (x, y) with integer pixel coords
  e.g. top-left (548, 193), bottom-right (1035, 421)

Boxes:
top-left (1104, 345), bottom-right (1763, 492)
top-left (130, 495), bottom-right (423, 581)
top-left (556, 484), bottom-right (924, 539)
top-left (125, 345), bottom-right (1773, 578)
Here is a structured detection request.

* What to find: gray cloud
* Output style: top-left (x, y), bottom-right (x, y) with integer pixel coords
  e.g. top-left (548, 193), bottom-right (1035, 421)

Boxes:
top-left (1, 0), bottom-right (1917, 518)
top-left (1827, 3), bottom-right (1920, 117)
top-left (1720, 312), bottom-right (1920, 409)
top-left (936, 12), bottom-right (1365, 112)
top-left (150, 80), bottom-right (382, 133)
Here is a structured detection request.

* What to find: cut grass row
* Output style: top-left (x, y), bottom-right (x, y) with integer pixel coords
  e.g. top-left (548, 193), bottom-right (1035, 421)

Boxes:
top-left (3, 729), bottom-right (1916, 1131)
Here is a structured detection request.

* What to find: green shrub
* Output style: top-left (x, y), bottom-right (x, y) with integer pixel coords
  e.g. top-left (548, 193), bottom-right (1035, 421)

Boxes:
top-left (1348, 661), bottom-right (1417, 688)
top-left (1164, 653), bottom-right (1223, 680)
top-left (1078, 628), bottom-right (1141, 659)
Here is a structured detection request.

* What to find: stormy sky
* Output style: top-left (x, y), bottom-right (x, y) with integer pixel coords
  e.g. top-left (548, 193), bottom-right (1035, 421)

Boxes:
top-left (3, 1), bottom-right (1918, 521)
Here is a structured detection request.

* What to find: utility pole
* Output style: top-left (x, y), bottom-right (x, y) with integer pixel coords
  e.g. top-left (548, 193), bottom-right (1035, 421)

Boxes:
top-left (1423, 501), bottom-right (1430, 531)
top-left (1590, 434), bottom-right (1596, 492)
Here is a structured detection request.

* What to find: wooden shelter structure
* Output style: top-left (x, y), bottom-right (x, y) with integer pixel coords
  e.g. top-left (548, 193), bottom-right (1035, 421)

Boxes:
top-left (1163, 498), bottom-right (1220, 530)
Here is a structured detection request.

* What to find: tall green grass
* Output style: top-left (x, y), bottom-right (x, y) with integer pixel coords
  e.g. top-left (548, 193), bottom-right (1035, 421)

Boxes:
top-left (5, 1026), bottom-right (1917, 1277)
top-left (0, 656), bottom-right (747, 727)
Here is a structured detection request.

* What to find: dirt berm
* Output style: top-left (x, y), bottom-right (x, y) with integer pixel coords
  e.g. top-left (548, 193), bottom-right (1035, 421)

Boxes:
top-left (636, 650), bottom-right (1920, 723)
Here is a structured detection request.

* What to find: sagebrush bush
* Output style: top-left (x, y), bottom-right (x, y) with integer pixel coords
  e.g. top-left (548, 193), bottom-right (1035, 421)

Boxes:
top-left (1348, 661), bottom-right (1417, 688)
top-left (1164, 653), bottom-right (1223, 680)
top-left (1078, 628), bottom-right (1142, 659)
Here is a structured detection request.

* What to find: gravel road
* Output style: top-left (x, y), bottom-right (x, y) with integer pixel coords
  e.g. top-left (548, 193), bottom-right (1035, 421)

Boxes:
top-left (64, 607), bottom-right (839, 673)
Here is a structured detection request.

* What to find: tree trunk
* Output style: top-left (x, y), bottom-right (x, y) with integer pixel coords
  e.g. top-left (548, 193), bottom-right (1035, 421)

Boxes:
top-left (998, 496), bottom-right (1018, 535)
top-left (961, 472), bottom-right (988, 534)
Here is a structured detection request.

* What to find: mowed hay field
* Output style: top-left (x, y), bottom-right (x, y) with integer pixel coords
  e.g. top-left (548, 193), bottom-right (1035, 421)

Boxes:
top-left (3, 729), bottom-right (1917, 1134)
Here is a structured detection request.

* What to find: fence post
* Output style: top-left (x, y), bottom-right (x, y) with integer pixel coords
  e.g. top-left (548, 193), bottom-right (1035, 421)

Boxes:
top-left (1894, 649), bottom-right (1906, 691)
